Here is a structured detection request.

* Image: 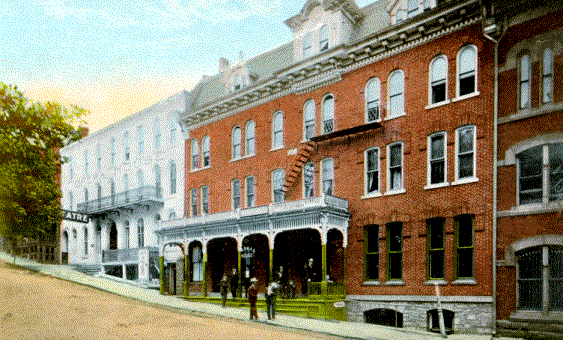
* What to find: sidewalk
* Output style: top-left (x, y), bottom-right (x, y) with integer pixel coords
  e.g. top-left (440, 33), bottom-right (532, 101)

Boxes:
top-left (0, 252), bottom-right (520, 340)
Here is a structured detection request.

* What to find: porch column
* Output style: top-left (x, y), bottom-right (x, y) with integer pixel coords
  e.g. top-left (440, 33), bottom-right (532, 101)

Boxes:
top-left (268, 236), bottom-right (274, 282)
top-left (202, 251), bottom-right (208, 297)
top-left (183, 251), bottom-right (189, 298)
top-left (237, 248), bottom-right (242, 297)
top-left (159, 255), bottom-right (164, 294)
top-left (122, 264), bottom-right (126, 279)
top-left (320, 225), bottom-right (328, 297)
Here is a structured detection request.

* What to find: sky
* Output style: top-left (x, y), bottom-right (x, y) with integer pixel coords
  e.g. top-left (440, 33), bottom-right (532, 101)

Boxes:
top-left (1, 0), bottom-right (371, 133)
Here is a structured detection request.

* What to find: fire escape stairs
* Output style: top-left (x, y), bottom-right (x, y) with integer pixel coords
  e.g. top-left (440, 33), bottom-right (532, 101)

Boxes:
top-left (283, 141), bottom-right (316, 194)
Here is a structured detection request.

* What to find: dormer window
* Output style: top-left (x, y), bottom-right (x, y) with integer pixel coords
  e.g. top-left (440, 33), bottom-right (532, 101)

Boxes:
top-left (389, 0), bottom-right (436, 24)
top-left (303, 32), bottom-right (312, 58)
top-left (319, 25), bottom-right (329, 52)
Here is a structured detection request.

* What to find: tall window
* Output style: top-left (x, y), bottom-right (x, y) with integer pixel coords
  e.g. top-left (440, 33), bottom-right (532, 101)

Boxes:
top-left (154, 118), bottom-right (161, 150)
top-left (321, 158), bottom-right (334, 195)
top-left (428, 133), bottom-right (446, 185)
top-left (137, 125), bottom-right (144, 155)
top-left (272, 169), bottom-right (285, 203)
top-left (430, 55), bottom-right (447, 104)
top-left (245, 176), bottom-right (255, 208)
top-left (366, 78), bottom-right (381, 122)
top-left (137, 170), bottom-right (144, 188)
top-left (124, 174), bottom-right (129, 202)
top-left (245, 120), bottom-right (255, 155)
top-left (303, 162), bottom-right (315, 198)
top-left (272, 111), bottom-right (283, 149)
top-left (96, 183), bottom-right (102, 208)
top-left (191, 139), bottom-right (199, 170)
top-left (519, 54), bottom-right (531, 109)
top-left (364, 225), bottom-right (379, 281)
top-left (124, 131), bottom-right (130, 161)
top-left (110, 180), bottom-right (115, 205)
top-left (68, 191), bottom-right (73, 210)
top-left (388, 143), bottom-right (403, 191)
top-left (154, 165), bottom-right (161, 198)
top-left (319, 25), bottom-right (329, 52)
top-left (365, 147), bottom-right (380, 195)
top-left (124, 221), bottom-right (129, 248)
top-left (202, 136), bottom-right (210, 167)
top-left (191, 244), bottom-right (203, 281)
top-left (137, 218), bottom-right (144, 247)
top-left (388, 70), bottom-right (405, 117)
top-left (83, 149), bottom-right (89, 174)
top-left (322, 95), bottom-right (334, 134)
top-left (96, 144), bottom-right (101, 171)
top-left (169, 161), bottom-right (177, 194)
top-left (69, 156), bottom-right (73, 179)
top-left (518, 142), bottom-right (563, 205)
top-left (455, 215), bottom-right (474, 279)
top-left (427, 218), bottom-right (445, 280)
top-left (201, 186), bottom-right (209, 214)
top-left (110, 138), bottom-right (116, 166)
top-left (458, 45), bottom-right (477, 97)
top-left (456, 126), bottom-right (476, 181)
top-left (191, 188), bottom-right (198, 216)
top-left (84, 227), bottom-right (88, 255)
top-left (543, 48), bottom-right (553, 104)
top-left (304, 100), bottom-right (316, 140)
top-left (232, 179), bottom-right (241, 209)
top-left (169, 120), bottom-right (177, 145)
top-left (303, 32), bottom-right (312, 58)
top-left (387, 222), bottom-right (403, 281)
top-left (232, 126), bottom-right (242, 159)
top-left (84, 188), bottom-right (88, 204)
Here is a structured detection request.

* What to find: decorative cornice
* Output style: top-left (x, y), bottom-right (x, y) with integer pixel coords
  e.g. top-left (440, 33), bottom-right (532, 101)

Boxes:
top-left (284, 0), bottom-right (322, 31)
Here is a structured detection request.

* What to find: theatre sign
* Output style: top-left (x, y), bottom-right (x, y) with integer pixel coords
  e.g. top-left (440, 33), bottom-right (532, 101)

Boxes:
top-left (61, 209), bottom-right (89, 223)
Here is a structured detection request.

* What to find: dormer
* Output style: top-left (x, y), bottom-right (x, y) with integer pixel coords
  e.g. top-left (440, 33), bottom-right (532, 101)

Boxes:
top-left (285, 0), bottom-right (364, 62)
top-left (387, 0), bottom-right (437, 25)
top-left (219, 54), bottom-right (257, 94)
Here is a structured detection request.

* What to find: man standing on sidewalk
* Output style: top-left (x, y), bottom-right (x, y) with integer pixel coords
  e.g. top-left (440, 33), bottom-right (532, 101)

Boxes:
top-left (220, 275), bottom-right (229, 308)
top-left (248, 278), bottom-right (258, 320)
top-left (266, 280), bottom-right (280, 320)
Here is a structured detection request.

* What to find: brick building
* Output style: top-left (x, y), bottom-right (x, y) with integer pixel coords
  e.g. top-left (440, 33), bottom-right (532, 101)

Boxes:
top-left (156, 0), bottom-right (498, 333)
top-left (489, 0), bottom-right (563, 336)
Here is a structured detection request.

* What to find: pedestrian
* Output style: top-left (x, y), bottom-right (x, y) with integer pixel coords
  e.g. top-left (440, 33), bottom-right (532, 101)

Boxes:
top-left (247, 277), bottom-right (258, 320)
top-left (230, 267), bottom-right (238, 299)
top-left (266, 280), bottom-right (280, 320)
top-left (220, 274), bottom-right (229, 308)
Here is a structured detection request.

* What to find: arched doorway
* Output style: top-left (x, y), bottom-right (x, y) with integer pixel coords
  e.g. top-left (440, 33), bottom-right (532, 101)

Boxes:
top-left (109, 221), bottom-right (117, 250)
top-left (61, 231), bottom-right (69, 264)
top-left (207, 237), bottom-right (237, 293)
top-left (327, 228), bottom-right (344, 282)
top-left (241, 234), bottom-right (269, 293)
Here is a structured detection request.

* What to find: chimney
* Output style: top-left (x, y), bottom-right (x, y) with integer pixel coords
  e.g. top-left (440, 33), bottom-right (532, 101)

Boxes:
top-left (219, 57), bottom-right (230, 73)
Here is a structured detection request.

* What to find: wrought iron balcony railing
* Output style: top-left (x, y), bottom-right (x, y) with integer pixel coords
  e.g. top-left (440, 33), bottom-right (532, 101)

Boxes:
top-left (77, 186), bottom-right (163, 215)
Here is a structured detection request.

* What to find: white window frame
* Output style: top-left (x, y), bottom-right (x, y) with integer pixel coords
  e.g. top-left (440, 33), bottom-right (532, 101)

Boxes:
top-left (387, 142), bottom-right (405, 194)
top-left (454, 125), bottom-right (478, 185)
top-left (319, 25), bottom-right (329, 52)
top-left (96, 143), bottom-right (101, 171)
top-left (68, 191), bottom-right (73, 210)
top-left (191, 139), bottom-right (199, 170)
top-left (202, 136), bottom-right (210, 167)
top-left (519, 53), bottom-right (531, 109)
top-left (272, 169), bottom-right (285, 203)
top-left (303, 162), bottom-right (315, 198)
top-left (272, 111), bottom-right (284, 149)
top-left (426, 132), bottom-right (449, 188)
top-left (124, 131), bottom-right (130, 161)
top-left (365, 78), bottom-right (381, 123)
top-left (364, 147), bottom-right (380, 197)
top-left (169, 120), bottom-right (177, 145)
top-left (83, 149), bottom-right (89, 175)
top-left (232, 126), bottom-right (242, 159)
top-left (154, 118), bottom-right (161, 150)
top-left (321, 158), bottom-right (334, 196)
top-left (245, 120), bottom-right (255, 156)
top-left (169, 161), bottom-right (177, 195)
top-left (303, 32), bottom-right (312, 59)
top-left (303, 100), bottom-right (316, 141)
top-left (201, 185), bottom-right (209, 214)
top-left (110, 138), bottom-right (115, 166)
top-left (137, 218), bottom-right (144, 248)
top-left (428, 55), bottom-right (449, 106)
top-left (387, 70), bottom-right (405, 119)
top-left (245, 176), bottom-right (255, 208)
top-left (191, 188), bottom-right (198, 216)
top-left (153, 165), bottom-right (161, 198)
top-left (232, 178), bottom-right (241, 210)
top-left (322, 94), bottom-right (335, 134)
top-left (542, 48), bottom-right (553, 104)
top-left (456, 45), bottom-right (478, 99)
top-left (137, 125), bottom-right (144, 156)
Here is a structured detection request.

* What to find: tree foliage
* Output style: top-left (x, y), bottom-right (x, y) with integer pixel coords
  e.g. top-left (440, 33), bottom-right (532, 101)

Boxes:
top-left (0, 82), bottom-right (87, 244)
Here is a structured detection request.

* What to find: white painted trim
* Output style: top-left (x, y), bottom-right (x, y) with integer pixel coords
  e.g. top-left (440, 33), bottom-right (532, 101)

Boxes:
top-left (346, 295), bottom-right (493, 303)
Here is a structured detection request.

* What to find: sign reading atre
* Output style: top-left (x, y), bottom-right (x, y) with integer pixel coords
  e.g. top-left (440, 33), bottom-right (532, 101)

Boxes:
top-left (61, 209), bottom-right (89, 223)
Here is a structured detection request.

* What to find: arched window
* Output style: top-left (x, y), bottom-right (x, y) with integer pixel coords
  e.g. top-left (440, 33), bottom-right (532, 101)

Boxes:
top-left (388, 70), bottom-right (404, 117)
top-left (169, 161), bottom-right (177, 195)
top-left (365, 78), bottom-right (381, 122)
top-left (191, 139), bottom-right (199, 170)
top-left (458, 45), bottom-right (477, 97)
top-left (430, 55), bottom-right (447, 104)
top-left (153, 165), bottom-right (161, 198)
top-left (303, 100), bottom-right (316, 140)
top-left (137, 218), bottom-right (144, 247)
top-left (272, 111), bottom-right (283, 149)
top-left (542, 48), bottom-right (553, 104)
top-left (245, 120), bottom-right (255, 155)
top-left (519, 54), bottom-right (531, 109)
top-left (232, 126), bottom-right (242, 159)
top-left (202, 136), bottom-right (210, 167)
top-left (319, 25), bottom-right (329, 51)
top-left (322, 95), bottom-right (334, 134)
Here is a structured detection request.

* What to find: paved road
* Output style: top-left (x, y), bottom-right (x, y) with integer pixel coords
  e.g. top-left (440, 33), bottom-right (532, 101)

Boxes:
top-left (0, 261), bottom-right (344, 340)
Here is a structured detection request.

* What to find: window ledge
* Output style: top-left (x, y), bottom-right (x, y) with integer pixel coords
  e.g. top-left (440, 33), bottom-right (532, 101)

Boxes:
top-left (384, 112), bottom-right (406, 121)
top-left (243, 153), bottom-right (255, 159)
top-left (361, 192), bottom-right (382, 200)
top-left (452, 279), bottom-right (477, 285)
top-left (424, 182), bottom-right (450, 190)
top-left (229, 157), bottom-right (243, 163)
top-left (452, 91), bottom-right (480, 102)
top-left (384, 188), bottom-right (406, 196)
top-left (425, 280), bottom-right (447, 286)
top-left (498, 201), bottom-right (563, 217)
top-left (190, 167), bottom-right (206, 173)
top-left (365, 119), bottom-right (382, 125)
top-left (425, 99), bottom-right (451, 110)
top-left (384, 280), bottom-right (405, 286)
top-left (362, 280), bottom-right (381, 286)
top-left (270, 146), bottom-right (284, 152)
top-left (498, 101), bottom-right (563, 125)
top-left (451, 177), bottom-right (479, 186)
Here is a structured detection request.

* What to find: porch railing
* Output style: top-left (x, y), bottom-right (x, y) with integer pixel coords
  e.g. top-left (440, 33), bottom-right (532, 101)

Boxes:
top-left (307, 281), bottom-right (346, 297)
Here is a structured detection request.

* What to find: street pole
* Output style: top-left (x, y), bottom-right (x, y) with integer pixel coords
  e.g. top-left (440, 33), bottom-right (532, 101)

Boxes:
top-left (434, 283), bottom-right (447, 338)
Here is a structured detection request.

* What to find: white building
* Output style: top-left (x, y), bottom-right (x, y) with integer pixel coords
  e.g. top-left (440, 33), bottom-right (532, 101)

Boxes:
top-left (60, 91), bottom-right (187, 287)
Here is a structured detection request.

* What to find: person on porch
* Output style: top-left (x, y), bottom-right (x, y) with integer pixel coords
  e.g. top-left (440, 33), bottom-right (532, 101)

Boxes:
top-left (248, 278), bottom-right (258, 320)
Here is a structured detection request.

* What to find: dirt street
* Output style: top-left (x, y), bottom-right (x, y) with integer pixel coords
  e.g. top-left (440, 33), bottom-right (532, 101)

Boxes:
top-left (0, 261), bottom-right (344, 340)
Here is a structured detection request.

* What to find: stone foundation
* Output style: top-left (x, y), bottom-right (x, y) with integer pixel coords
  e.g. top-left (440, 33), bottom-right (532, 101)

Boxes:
top-left (346, 295), bottom-right (494, 334)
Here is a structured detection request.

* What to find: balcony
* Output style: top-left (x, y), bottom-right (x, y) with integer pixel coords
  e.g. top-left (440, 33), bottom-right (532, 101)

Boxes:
top-left (77, 186), bottom-right (163, 215)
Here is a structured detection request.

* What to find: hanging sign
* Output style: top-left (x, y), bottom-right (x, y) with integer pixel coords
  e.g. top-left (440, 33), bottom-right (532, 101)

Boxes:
top-left (61, 209), bottom-right (90, 223)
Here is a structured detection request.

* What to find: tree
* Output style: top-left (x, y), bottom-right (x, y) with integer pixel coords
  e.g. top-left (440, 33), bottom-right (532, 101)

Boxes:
top-left (0, 82), bottom-right (87, 253)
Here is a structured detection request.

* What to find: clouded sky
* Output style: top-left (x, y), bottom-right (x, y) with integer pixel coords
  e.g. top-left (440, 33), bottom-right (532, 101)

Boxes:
top-left (1, 0), bottom-right (371, 132)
